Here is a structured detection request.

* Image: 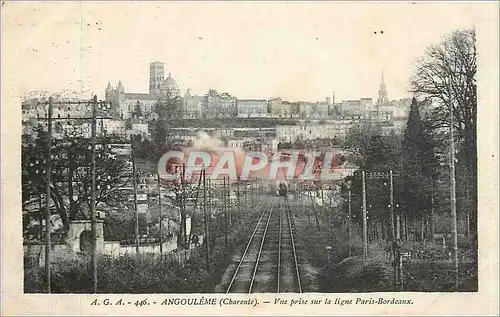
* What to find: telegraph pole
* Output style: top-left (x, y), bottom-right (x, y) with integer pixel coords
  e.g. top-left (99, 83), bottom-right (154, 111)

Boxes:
top-left (181, 163), bottom-right (187, 247)
top-left (90, 96), bottom-right (99, 293)
top-left (131, 135), bottom-right (139, 258)
top-left (227, 178), bottom-right (232, 226)
top-left (347, 183), bottom-right (352, 257)
top-left (236, 178), bottom-right (241, 224)
top-left (158, 174), bottom-right (163, 256)
top-left (448, 82), bottom-right (459, 291)
top-left (45, 97), bottom-right (53, 293)
top-left (389, 170), bottom-right (396, 241)
top-left (202, 168), bottom-right (210, 271)
top-left (223, 177), bottom-right (228, 246)
top-left (329, 189), bottom-right (333, 238)
top-left (389, 170), bottom-right (398, 289)
top-left (362, 171), bottom-right (368, 258)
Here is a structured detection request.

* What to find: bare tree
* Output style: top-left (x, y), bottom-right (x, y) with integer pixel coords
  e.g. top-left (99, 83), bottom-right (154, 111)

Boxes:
top-left (22, 128), bottom-right (132, 233)
top-left (410, 28), bottom-right (477, 238)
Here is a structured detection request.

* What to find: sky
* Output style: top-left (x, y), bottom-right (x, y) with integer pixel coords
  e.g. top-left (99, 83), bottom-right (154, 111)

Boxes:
top-left (3, 2), bottom-right (489, 103)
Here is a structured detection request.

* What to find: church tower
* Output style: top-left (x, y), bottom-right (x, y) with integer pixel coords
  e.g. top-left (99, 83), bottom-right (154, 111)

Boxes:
top-left (376, 71), bottom-right (389, 120)
top-left (105, 81), bottom-right (113, 101)
top-left (149, 61), bottom-right (165, 97)
top-left (377, 71), bottom-right (389, 105)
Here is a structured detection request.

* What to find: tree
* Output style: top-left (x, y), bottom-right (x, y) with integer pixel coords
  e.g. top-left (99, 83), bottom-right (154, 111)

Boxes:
top-left (132, 101), bottom-right (143, 119)
top-left (151, 119), bottom-right (168, 161)
top-left (155, 97), bottom-right (183, 120)
top-left (342, 123), bottom-right (403, 242)
top-left (22, 128), bottom-right (132, 233)
top-left (399, 98), bottom-right (440, 242)
top-left (343, 123), bottom-right (383, 167)
top-left (410, 28), bottom-right (477, 238)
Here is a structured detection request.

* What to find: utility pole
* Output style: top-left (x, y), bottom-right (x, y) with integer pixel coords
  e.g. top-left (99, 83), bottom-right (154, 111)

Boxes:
top-left (346, 181), bottom-right (352, 257)
top-left (329, 188), bottom-right (333, 238)
top-left (236, 178), bottom-right (241, 224)
top-left (202, 168), bottom-right (210, 271)
top-left (90, 96), bottom-right (99, 293)
top-left (207, 177), bottom-right (212, 245)
top-left (45, 97), bottom-right (53, 293)
top-left (431, 195), bottom-right (435, 241)
top-left (188, 170), bottom-right (203, 250)
top-left (389, 170), bottom-right (396, 241)
top-left (251, 179), bottom-right (255, 210)
top-left (227, 178), bottom-right (232, 226)
top-left (362, 171), bottom-right (368, 258)
top-left (131, 135), bottom-right (139, 258)
top-left (181, 164), bottom-right (187, 248)
top-left (158, 174), bottom-right (163, 256)
top-left (223, 177), bottom-right (228, 246)
top-left (389, 170), bottom-right (398, 290)
top-left (448, 82), bottom-right (459, 291)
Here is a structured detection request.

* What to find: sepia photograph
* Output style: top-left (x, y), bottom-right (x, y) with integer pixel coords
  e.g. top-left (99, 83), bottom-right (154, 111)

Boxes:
top-left (1, 1), bottom-right (498, 315)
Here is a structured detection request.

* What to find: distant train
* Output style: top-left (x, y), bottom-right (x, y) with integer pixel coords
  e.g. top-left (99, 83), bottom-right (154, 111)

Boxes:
top-left (278, 182), bottom-right (288, 197)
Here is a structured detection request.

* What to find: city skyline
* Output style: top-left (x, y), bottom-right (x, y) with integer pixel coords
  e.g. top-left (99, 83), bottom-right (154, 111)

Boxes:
top-left (5, 2), bottom-right (482, 102)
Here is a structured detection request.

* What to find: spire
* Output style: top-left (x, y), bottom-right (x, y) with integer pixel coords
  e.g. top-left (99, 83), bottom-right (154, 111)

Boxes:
top-left (106, 81), bottom-right (112, 90)
top-left (117, 80), bottom-right (124, 93)
top-left (377, 70), bottom-right (388, 105)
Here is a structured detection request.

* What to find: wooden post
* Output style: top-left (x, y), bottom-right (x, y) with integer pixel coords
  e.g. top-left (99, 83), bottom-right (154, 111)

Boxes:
top-left (431, 195), bottom-right (435, 241)
top-left (236, 179), bottom-right (241, 224)
top-left (448, 83), bottom-right (459, 291)
top-left (45, 97), bottom-right (53, 293)
top-left (181, 164), bottom-right (187, 248)
top-left (362, 171), bottom-right (368, 258)
top-left (227, 178), bottom-right (232, 226)
top-left (223, 177), bottom-right (228, 246)
top-left (158, 174), bottom-right (163, 256)
top-left (90, 97), bottom-right (101, 293)
top-left (131, 135), bottom-right (139, 259)
top-left (389, 170), bottom-right (398, 288)
top-left (348, 187), bottom-right (352, 256)
top-left (202, 168), bottom-right (210, 271)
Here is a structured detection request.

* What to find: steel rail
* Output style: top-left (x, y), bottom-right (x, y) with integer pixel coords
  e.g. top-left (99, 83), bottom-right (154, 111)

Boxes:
top-left (225, 199), bottom-right (271, 293)
top-left (277, 198), bottom-right (282, 293)
top-left (248, 199), bottom-right (275, 293)
top-left (285, 198), bottom-right (302, 293)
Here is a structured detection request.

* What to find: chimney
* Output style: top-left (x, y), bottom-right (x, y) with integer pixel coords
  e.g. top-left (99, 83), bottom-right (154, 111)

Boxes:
top-left (332, 91), bottom-right (336, 104)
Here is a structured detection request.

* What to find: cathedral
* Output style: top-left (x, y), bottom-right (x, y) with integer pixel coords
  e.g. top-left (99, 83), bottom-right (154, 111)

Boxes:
top-left (105, 61), bottom-right (182, 119)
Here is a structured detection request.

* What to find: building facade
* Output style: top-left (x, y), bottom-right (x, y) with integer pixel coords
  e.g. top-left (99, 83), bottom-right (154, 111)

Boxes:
top-left (202, 90), bottom-right (237, 118)
top-left (105, 61), bottom-right (181, 120)
top-left (237, 99), bottom-right (268, 117)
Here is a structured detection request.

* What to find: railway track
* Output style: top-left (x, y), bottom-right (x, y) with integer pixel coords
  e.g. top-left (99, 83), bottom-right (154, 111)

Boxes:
top-left (278, 197), bottom-right (302, 293)
top-left (226, 196), bottom-right (302, 293)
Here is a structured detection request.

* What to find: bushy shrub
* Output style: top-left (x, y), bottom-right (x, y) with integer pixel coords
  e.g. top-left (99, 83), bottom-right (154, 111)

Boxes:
top-left (404, 261), bottom-right (477, 292)
top-left (322, 256), bottom-right (393, 292)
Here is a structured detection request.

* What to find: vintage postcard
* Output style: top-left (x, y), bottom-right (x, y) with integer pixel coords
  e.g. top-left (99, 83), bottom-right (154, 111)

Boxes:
top-left (1, 1), bottom-right (498, 316)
